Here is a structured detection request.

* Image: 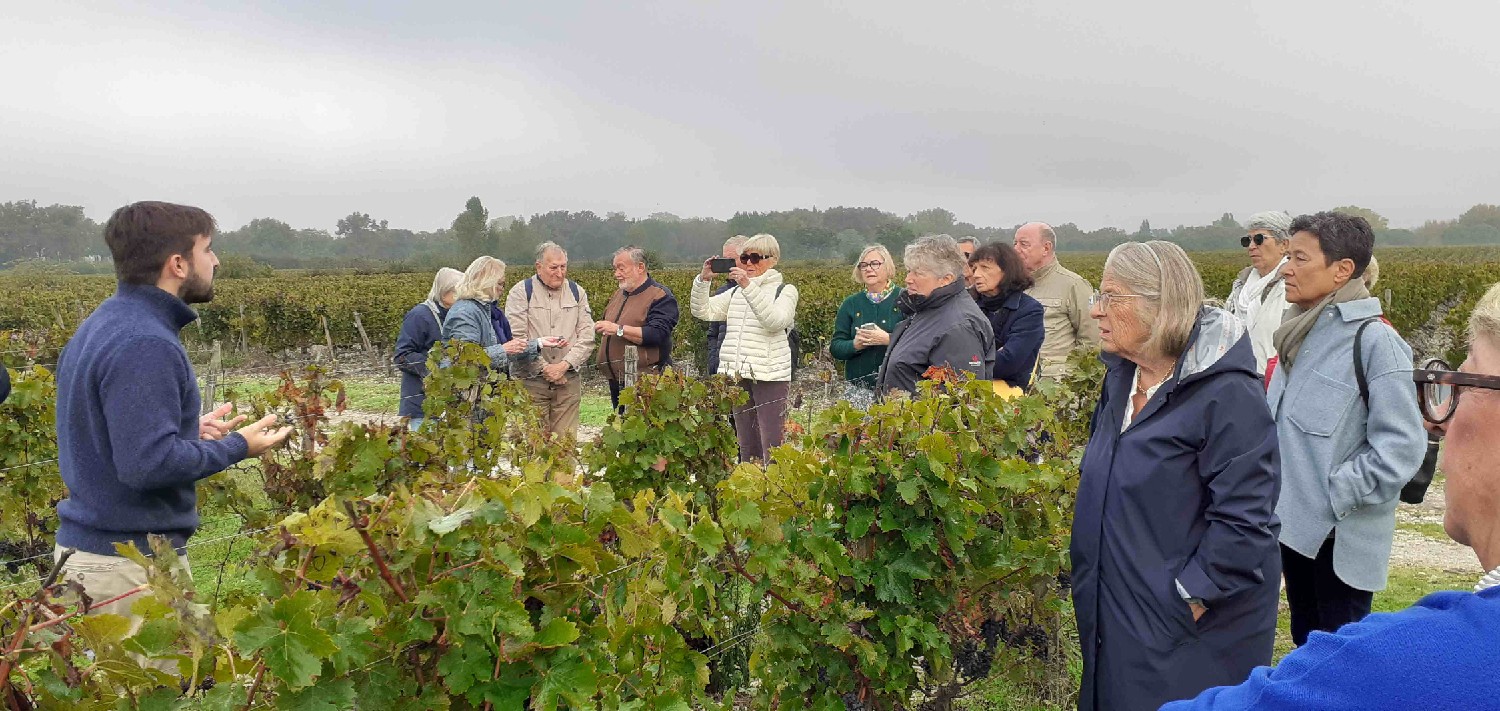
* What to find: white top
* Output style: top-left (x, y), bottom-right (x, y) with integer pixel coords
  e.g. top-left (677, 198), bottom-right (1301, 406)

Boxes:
top-left (1234, 258), bottom-right (1287, 326)
top-left (1121, 365), bottom-right (1171, 432)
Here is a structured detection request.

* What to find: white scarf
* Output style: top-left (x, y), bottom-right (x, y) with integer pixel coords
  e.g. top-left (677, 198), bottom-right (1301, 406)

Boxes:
top-left (1477, 567), bottom-right (1500, 592)
top-left (1234, 257), bottom-right (1287, 324)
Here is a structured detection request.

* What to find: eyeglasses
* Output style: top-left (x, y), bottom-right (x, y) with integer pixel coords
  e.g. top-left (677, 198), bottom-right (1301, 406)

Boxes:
top-left (739, 253), bottom-right (766, 265)
top-left (1240, 234), bottom-right (1272, 248)
top-left (1088, 292), bottom-right (1152, 312)
top-left (857, 260), bottom-right (884, 270)
top-left (1413, 359), bottom-right (1500, 424)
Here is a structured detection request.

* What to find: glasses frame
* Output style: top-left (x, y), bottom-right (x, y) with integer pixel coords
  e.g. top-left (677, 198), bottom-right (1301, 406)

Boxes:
top-left (739, 252), bottom-right (766, 265)
top-left (1240, 234), bottom-right (1271, 248)
top-left (1088, 292), bottom-right (1153, 313)
top-left (856, 260), bottom-right (885, 270)
top-left (1413, 359), bottom-right (1500, 424)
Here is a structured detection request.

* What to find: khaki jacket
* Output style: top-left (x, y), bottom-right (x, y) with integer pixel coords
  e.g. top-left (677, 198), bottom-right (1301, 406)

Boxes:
top-left (1025, 260), bottom-right (1101, 379)
top-left (504, 277), bottom-right (596, 380)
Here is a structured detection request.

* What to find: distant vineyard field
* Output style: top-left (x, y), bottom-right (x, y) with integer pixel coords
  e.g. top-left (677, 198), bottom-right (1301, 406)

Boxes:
top-left (4, 247), bottom-right (1499, 366)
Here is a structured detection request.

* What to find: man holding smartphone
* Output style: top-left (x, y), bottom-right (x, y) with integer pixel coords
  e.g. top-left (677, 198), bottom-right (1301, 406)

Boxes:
top-left (505, 242), bottom-right (596, 436)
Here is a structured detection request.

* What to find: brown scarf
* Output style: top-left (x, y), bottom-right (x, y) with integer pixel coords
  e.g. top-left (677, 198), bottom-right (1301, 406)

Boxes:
top-left (1272, 279), bottom-right (1370, 371)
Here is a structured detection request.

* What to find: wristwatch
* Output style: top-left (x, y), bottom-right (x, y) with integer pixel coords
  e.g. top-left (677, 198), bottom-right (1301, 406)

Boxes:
top-left (616, 324), bottom-right (625, 338)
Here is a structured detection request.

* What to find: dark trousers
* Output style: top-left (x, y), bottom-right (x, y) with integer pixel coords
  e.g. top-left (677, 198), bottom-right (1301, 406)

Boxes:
top-left (733, 379), bottom-right (790, 464)
top-left (1281, 537), bottom-right (1373, 647)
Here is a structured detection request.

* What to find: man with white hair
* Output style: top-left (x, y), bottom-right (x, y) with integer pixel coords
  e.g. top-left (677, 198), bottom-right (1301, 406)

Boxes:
top-left (595, 246), bottom-right (680, 409)
top-left (1164, 281), bottom-right (1500, 710)
top-left (505, 242), bottom-right (596, 435)
top-left (1014, 222), bottom-right (1100, 380)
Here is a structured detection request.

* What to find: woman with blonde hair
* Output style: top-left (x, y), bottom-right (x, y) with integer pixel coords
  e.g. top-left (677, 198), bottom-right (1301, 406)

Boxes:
top-left (691, 233), bottom-right (799, 463)
top-left (1071, 241), bottom-right (1281, 710)
top-left (830, 244), bottom-right (904, 405)
top-left (442, 256), bottom-right (556, 372)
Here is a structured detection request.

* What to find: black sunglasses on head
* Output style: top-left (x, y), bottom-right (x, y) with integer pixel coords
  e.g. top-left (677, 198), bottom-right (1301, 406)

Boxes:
top-left (1240, 234), bottom-right (1272, 248)
top-left (739, 253), bottom-right (766, 265)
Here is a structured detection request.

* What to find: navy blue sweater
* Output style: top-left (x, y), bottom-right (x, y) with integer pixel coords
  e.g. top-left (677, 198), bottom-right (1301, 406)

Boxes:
top-left (55, 283), bottom-right (249, 556)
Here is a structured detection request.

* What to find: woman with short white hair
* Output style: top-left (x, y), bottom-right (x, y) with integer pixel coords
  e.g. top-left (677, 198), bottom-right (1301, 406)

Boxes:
top-left (394, 267), bottom-right (464, 429)
top-left (1227, 210), bottom-right (1294, 374)
top-left (830, 244), bottom-right (904, 405)
top-left (1071, 241), bottom-right (1281, 711)
top-left (874, 235), bottom-right (993, 394)
top-left (691, 233), bottom-right (799, 463)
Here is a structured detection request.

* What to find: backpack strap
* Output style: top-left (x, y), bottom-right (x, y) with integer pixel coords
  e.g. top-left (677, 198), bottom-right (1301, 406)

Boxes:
top-left (424, 301), bottom-right (443, 328)
top-left (1258, 272), bottom-right (1286, 304)
top-left (1353, 318), bottom-right (1377, 407)
top-left (525, 277), bottom-right (581, 303)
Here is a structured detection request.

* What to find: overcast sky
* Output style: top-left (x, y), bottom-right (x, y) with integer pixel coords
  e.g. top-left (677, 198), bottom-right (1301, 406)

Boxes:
top-left (5, 0), bottom-right (1499, 233)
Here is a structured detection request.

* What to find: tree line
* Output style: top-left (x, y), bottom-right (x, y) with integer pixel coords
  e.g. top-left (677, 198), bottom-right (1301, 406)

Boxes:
top-left (6, 198), bottom-right (1500, 271)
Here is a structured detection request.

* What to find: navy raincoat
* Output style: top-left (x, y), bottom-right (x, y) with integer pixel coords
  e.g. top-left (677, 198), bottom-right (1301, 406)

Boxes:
top-left (1071, 308), bottom-right (1281, 711)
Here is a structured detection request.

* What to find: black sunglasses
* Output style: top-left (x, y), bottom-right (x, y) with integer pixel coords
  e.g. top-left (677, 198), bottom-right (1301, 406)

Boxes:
top-left (1240, 234), bottom-right (1271, 248)
top-left (1413, 359), bottom-right (1500, 424)
top-left (739, 253), bottom-right (766, 265)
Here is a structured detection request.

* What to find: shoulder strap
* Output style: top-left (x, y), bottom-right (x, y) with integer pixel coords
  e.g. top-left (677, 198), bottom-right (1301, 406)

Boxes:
top-left (1259, 272), bottom-right (1286, 304)
top-left (425, 301), bottom-right (443, 327)
top-left (527, 276), bottom-right (580, 303)
top-left (1354, 318), bottom-right (1377, 407)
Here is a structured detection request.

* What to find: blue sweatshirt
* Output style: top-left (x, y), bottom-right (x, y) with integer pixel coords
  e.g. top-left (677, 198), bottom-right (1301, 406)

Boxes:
top-left (1163, 587), bottom-right (1500, 710)
top-left (55, 283), bottom-right (249, 556)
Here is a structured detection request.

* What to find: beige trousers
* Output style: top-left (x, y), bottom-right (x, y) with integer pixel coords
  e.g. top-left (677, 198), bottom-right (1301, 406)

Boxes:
top-left (53, 547), bottom-right (192, 672)
top-left (521, 372), bottom-right (583, 436)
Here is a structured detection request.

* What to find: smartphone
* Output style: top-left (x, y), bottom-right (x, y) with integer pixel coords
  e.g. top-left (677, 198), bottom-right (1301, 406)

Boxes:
top-left (709, 257), bottom-right (736, 274)
top-left (858, 323), bottom-right (877, 331)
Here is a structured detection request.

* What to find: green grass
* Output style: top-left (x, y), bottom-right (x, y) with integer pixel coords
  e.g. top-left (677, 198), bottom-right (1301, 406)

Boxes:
top-left (580, 393), bottom-right (613, 427)
top-left (1396, 520), bottom-right (1450, 542)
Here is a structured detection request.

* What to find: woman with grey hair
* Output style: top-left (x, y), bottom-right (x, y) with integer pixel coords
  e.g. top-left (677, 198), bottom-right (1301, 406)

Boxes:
top-left (1227, 210), bottom-right (1294, 374)
top-left (394, 267), bottom-right (464, 429)
top-left (1071, 241), bottom-right (1281, 710)
top-left (874, 235), bottom-right (993, 394)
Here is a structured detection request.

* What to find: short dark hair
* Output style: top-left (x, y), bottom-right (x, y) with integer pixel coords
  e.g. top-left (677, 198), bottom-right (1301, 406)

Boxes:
top-left (1289, 211), bottom-right (1373, 278)
top-left (103, 201), bottom-right (217, 285)
top-left (969, 242), bottom-right (1035, 294)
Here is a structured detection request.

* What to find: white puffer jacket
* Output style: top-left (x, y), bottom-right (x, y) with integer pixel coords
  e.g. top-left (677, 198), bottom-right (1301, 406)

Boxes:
top-left (691, 269), bottom-right (799, 382)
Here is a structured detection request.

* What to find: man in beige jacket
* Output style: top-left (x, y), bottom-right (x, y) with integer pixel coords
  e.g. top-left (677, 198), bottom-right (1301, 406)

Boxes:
top-left (505, 242), bottom-right (596, 435)
top-left (1014, 222), bottom-right (1101, 381)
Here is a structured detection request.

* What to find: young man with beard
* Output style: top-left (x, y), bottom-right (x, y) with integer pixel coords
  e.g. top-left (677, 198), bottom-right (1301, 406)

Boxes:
top-left (53, 201), bottom-right (291, 631)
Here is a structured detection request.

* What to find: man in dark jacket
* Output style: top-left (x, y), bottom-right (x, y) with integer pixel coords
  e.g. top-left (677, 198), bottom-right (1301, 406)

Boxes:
top-left (596, 247), bottom-right (680, 409)
top-left (705, 235), bottom-right (745, 375)
top-left (54, 202), bottom-right (291, 637)
top-left (876, 235), bottom-right (994, 394)
top-left (0, 364), bottom-right (9, 405)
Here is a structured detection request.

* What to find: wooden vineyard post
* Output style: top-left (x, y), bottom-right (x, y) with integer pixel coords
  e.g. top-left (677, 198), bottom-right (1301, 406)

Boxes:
top-left (624, 345), bottom-right (638, 390)
top-left (1384, 288), bottom-right (1393, 309)
top-left (202, 340), bottom-right (222, 415)
top-left (321, 315), bottom-right (335, 356)
top-left (352, 312), bottom-right (387, 375)
top-left (238, 304), bottom-right (249, 353)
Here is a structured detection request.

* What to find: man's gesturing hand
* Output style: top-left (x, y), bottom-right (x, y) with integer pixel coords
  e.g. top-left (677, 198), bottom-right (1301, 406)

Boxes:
top-left (237, 414), bottom-right (293, 456)
top-left (199, 403), bottom-right (247, 441)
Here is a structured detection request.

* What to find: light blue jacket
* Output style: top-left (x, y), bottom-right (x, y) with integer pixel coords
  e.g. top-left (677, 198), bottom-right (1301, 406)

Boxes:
top-left (1267, 297), bottom-right (1425, 592)
top-left (441, 298), bottom-right (539, 370)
